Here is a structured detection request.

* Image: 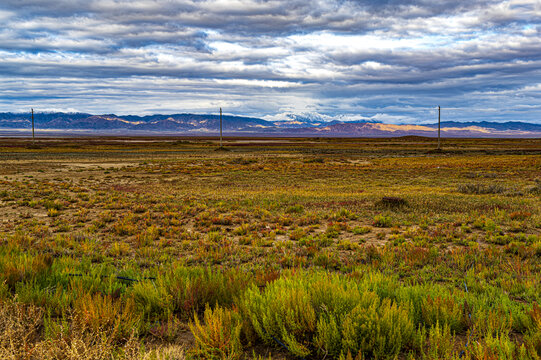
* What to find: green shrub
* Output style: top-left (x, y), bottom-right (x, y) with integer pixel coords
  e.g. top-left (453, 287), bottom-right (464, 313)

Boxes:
top-left (162, 266), bottom-right (251, 318)
top-left (419, 323), bottom-right (457, 359)
top-left (469, 333), bottom-right (530, 360)
top-left (131, 278), bottom-right (174, 320)
top-left (47, 208), bottom-right (60, 217)
top-left (207, 231), bottom-right (224, 243)
top-left (289, 228), bottom-right (306, 241)
top-left (325, 224), bottom-right (342, 239)
top-left (73, 293), bottom-right (142, 342)
top-left (528, 179), bottom-right (541, 194)
top-left (242, 271), bottom-right (414, 359)
top-left (352, 226), bottom-right (371, 235)
top-left (458, 183), bottom-right (507, 195)
top-left (233, 223), bottom-right (251, 236)
top-left (338, 297), bottom-right (413, 358)
top-left (285, 204), bottom-right (304, 214)
top-left (332, 208), bottom-right (357, 220)
top-left (421, 294), bottom-right (465, 333)
top-left (42, 199), bottom-right (64, 210)
top-left (0, 252), bottom-right (53, 290)
top-left (373, 214), bottom-right (392, 228)
top-left (189, 305), bottom-right (243, 360)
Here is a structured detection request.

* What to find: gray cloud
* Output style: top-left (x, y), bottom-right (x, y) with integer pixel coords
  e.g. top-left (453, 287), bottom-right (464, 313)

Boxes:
top-left (0, 0), bottom-right (540, 123)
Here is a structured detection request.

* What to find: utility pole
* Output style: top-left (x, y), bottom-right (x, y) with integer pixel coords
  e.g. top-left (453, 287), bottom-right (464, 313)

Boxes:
top-left (437, 105), bottom-right (441, 150)
top-left (219, 107), bottom-right (223, 147)
top-left (31, 108), bottom-right (35, 144)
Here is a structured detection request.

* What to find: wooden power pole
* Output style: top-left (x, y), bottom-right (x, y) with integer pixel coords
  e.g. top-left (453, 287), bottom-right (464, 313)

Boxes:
top-left (219, 107), bottom-right (223, 147)
top-left (437, 106), bottom-right (441, 150)
top-left (31, 108), bottom-right (35, 144)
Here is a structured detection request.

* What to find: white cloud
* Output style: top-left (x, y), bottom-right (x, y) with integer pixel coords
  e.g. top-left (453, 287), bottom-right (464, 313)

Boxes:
top-left (0, 0), bottom-right (539, 123)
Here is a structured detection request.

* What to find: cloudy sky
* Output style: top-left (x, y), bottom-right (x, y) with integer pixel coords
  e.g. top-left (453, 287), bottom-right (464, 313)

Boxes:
top-left (0, 0), bottom-right (540, 123)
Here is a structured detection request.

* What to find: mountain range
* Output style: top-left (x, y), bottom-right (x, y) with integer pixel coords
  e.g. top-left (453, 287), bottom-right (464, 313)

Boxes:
top-left (1, 112), bottom-right (540, 137)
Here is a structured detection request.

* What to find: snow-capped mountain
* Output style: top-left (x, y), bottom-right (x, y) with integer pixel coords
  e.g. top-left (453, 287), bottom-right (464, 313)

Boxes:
top-left (1, 112), bottom-right (540, 137)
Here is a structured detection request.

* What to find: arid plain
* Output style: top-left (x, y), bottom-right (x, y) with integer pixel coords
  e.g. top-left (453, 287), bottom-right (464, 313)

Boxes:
top-left (0, 137), bottom-right (540, 359)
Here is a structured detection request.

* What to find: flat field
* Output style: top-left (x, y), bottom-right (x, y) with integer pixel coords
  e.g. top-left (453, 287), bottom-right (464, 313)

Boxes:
top-left (0, 137), bottom-right (540, 359)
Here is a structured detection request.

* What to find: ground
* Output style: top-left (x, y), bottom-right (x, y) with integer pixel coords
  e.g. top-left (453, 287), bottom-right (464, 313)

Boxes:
top-left (0, 136), bottom-right (540, 359)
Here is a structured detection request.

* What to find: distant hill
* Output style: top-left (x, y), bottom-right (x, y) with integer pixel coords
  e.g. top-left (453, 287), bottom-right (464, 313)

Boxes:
top-left (0, 112), bottom-right (540, 137)
top-left (425, 121), bottom-right (541, 132)
top-left (0, 113), bottom-right (269, 131)
top-left (290, 121), bottom-right (541, 137)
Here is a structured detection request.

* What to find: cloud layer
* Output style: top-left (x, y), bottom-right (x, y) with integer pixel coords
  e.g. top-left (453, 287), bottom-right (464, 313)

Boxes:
top-left (0, 0), bottom-right (540, 123)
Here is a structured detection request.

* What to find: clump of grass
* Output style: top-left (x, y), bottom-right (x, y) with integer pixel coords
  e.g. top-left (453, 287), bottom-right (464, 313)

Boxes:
top-left (288, 228), bottom-right (307, 241)
top-left (325, 224), bottom-right (343, 238)
top-left (162, 266), bottom-right (252, 317)
top-left (113, 215), bottom-right (138, 236)
top-left (42, 199), bottom-right (64, 211)
top-left (242, 271), bottom-right (415, 359)
top-left (305, 157), bottom-right (324, 163)
top-left (73, 293), bottom-right (142, 342)
top-left (285, 204), bottom-right (304, 214)
top-left (418, 323), bottom-right (457, 359)
top-left (352, 226), bottom-right (371, 235)
top-left (41, 312), bottom-right (142, 359)
top-left (233, 223), bottom-right (252, 236)
top-left (0, 190), bottom-right (9, 199)
top-left (1, 253), bottom-right (53, 290)
top-left (469, 333), bottom-right (529, 359)
top-left (509, 211), bottom-right (532, 221)
top-left (420, 294), bottom-right (465, 333)
top-left (189, 305), bottom-right (243, 360)
top-left (529, 179), bottom-right (541, 194)
top-left (375, 196), bottom-right (408, 209)
top-left (458, 183), bottom-right (507, 194)
top-left (337, 239), bottom-right (362, 250)
top-left (373, 214), bottom-right (392, 228)
top-left (0, 301), bottom-right (43, 358)
top-left (229, 157), bottom-right (255, 165)
top-left (47, 208), bottom-right (60, 217)
top-left (331, 208), bottom-right (358, 220)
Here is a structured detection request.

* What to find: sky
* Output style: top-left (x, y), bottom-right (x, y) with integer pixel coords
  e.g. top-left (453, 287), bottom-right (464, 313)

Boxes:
top-left (0, 0), bottom-right (540, 124)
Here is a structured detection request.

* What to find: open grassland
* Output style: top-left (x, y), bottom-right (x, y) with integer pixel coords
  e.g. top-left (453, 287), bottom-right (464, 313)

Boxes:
top-left (0, 137), bottom-right (540, 359)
